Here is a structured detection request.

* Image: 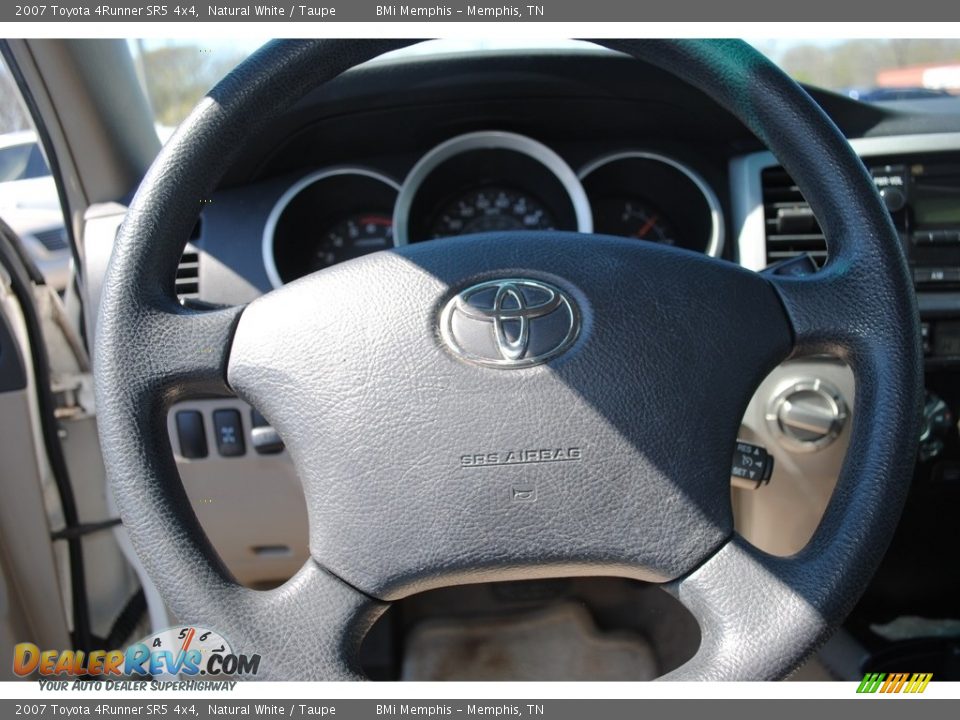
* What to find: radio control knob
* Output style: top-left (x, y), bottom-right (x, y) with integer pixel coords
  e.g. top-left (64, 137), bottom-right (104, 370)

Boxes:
top-left (879, 185), bottom-right (907, 212)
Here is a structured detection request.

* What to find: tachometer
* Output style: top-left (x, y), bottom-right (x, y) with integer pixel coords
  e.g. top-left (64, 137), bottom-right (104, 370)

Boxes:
top-left (313, 213), bottom-right (393, 270)
top-left (265, 167), bottom-right (401, 287)
top-left (430, 187), bottom-right (555, 239)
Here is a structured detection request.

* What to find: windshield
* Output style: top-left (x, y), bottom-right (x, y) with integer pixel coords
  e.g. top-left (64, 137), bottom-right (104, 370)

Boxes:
top-left (754, 38), bottom-right (960, 101)
top-left (126, 39), bottom-right (960, 131)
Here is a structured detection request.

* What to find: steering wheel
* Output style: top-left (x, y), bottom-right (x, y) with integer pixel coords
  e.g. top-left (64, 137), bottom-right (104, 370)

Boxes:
top-left (95, 40), bottom-right (923, 680)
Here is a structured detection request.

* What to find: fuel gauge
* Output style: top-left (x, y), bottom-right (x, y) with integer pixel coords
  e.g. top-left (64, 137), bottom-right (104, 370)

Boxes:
top-left (580, 152), bottom-right (722, 255)
top-left (593, 197), bottom-right (678, 245)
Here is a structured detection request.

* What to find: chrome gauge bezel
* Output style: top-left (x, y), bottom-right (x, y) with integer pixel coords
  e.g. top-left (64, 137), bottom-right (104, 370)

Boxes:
top-left (578, 150), bottom-right (725, 258)
top-left (393, 131), bottom-right (593, 245)
top-left (262, 166), bottom-right (401, 289)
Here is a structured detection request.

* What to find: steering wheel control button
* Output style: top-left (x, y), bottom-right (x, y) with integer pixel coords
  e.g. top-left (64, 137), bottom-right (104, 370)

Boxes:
top-left (174, 410), bottom-right (208, 460)
top-left (439, 278), bottom-right (580, 368)
top-left (212, 409), bottom-right (246, 457)
top-left (730, 441), bottom-right (774, 490)
top-left (766, 378), bottom-right (849, 453)
top-left (250, 409), bottom-right (285, 455)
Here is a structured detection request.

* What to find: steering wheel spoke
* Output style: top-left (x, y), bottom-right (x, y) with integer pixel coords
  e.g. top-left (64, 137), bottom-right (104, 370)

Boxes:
top-left (663, 537), bottom-right (831, 681)
top-left (186, 561), bottom-right (386, 681)
top-left (115, 302), bottom-right (244, 403)
top-left (767, 261), bottom-right (901, 361)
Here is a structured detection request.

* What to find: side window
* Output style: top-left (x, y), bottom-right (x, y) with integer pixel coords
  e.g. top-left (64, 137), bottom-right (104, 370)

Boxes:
top-left (0, 53), bottom-right (70, 291)
top-left (0, 137), bottom-right (50, 182)
top-left (0, 53), bottom-right (31, 138)
top-left (24, 141), bottom-right (52, 180)
top-left (0, 141), bottom-right (32, 181)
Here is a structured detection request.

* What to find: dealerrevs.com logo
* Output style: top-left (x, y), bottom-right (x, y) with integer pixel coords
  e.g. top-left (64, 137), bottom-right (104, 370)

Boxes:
top-left (13, 626), bottom-right (260, 678)
top-left (856, 672), bottom-right (933, 694)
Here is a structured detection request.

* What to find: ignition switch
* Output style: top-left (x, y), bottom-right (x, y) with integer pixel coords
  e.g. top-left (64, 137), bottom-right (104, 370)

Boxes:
top-left (919, 393), bottom-right (953, 462)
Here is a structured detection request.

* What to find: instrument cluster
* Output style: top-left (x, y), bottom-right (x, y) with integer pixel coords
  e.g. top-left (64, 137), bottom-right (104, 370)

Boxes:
top-left (265, 131), bottom-right (723, 287)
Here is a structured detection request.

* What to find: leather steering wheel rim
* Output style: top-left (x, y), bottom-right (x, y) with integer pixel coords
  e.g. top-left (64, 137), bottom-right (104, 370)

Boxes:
top-left (95, 39), bottom-right (923, 681)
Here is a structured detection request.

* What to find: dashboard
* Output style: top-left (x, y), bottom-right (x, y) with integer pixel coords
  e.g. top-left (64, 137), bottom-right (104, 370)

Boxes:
top-left (81, 50), bottom-right (960, 615)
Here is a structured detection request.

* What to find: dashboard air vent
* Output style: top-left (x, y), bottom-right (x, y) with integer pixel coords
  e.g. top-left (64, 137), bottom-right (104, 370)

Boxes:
top-left (176, 245), bottom-right (200, 301)
top-left (34, 227), bottom-right (69, 252)
top-left (761, 167), bottom-right (826, 268)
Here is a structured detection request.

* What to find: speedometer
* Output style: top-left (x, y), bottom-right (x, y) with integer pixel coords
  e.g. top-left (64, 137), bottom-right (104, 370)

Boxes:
top-left (430, 187), bottom-right (555, 239)
top-left (396, 132), bottom-right (590, 244)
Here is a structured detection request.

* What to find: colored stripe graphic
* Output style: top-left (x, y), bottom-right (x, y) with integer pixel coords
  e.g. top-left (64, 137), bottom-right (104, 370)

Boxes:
top-left (906, 673), bottom-right (933, 693)
top-left (857, 672), bottom-right (885, 693)
top-left (857, 672), bottom-right (932, 693)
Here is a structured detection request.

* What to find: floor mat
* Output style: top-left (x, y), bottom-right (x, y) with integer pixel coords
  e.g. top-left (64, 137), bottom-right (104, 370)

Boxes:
top-left (401, 601), bottom-right (659, 681)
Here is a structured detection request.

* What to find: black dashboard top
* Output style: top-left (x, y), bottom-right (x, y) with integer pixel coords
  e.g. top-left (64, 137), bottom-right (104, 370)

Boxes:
top-left (221, 50), bottom-right (960, 187)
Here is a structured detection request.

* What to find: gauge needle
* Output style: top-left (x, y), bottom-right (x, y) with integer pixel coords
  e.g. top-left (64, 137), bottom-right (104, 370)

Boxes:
top-left (175, 627), bottom-right (196, 671)
top-left (635, 215), bottom-right (659, 239)
top-left (180, 627), bottom-right (195, 654)
top-left (358, 215), bottom-right (392, 226)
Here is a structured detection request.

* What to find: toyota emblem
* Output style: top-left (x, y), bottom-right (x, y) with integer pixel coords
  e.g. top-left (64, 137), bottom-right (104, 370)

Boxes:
top-left (439, 278), bottom-right (581, 368)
